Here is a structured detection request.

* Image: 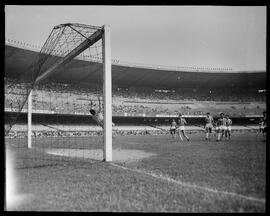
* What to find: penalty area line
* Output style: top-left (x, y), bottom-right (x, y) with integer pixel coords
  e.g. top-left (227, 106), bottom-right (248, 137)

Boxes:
top-left (109, 163), bottom-right (265, 204)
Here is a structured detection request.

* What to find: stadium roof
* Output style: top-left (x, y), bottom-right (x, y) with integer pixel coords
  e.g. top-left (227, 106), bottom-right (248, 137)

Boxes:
top-left (5, 41), bottom-right (266, 89)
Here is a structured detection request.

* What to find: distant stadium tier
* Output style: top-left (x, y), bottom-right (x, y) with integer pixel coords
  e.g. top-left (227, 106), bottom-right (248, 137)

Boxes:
top-left (5, 23), bottom-right (113, 163)
top-left (5, 40), bottom-right (266, 89)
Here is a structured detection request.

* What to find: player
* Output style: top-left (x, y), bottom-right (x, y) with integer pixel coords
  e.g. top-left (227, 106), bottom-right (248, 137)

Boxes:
top-left (216, 112), bottom-right (226, 142)
top-left (177, 114), bottom-right (190, 141)
top-left (213, 119), bottom-right (218, 138)
top-left (225, 114), bottom-right (232, 140)
top-left (170, 119), bottom-right (177, 139)
top-left (259, 118), bottom-right (264, 133)
top-left (205, 112), bottom-right (214, 140)
top-left (259, 111), bottom-right (267, 141)
top-left (89, 96), bottom-right (115, 128)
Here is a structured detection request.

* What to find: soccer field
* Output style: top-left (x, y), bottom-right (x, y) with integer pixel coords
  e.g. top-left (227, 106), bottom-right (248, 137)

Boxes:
top-left (6, 132), bottom-right (266, 212)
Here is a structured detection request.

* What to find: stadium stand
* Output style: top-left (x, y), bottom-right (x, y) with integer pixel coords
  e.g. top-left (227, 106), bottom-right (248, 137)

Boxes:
top-left (5, 80), bottom-right (266, 117)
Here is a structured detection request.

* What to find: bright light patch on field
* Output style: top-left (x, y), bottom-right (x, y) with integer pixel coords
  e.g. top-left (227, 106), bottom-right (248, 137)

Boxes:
top-left (5, 149), bottom-right (31, 210)
top-left (5, 149), bottom-right (17, 210)
top-left (45, 148), bottom-right (157, 163)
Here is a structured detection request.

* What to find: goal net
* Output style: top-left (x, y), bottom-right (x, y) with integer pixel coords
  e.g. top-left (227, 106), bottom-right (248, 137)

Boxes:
top-left (5, 23), bottom-right (112, 168)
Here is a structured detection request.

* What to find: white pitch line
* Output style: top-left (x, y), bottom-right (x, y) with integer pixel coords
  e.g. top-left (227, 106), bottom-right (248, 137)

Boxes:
top-left (45, 150), bottom-right (265, 204)
top-left (110, 163), bottom-right (265, 204)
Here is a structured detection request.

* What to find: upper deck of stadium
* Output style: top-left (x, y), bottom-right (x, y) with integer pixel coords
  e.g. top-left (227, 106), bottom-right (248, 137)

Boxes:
top-left (5, 38), bottom-right (266, 89)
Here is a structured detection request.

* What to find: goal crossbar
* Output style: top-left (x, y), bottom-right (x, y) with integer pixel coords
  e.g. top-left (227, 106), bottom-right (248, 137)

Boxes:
top-left (35, 28), bottom-right (103, 84)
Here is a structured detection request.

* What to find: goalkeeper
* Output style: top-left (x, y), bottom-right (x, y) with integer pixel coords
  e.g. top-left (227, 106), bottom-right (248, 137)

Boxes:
top-left (89, 96), bottom-right (115, 128)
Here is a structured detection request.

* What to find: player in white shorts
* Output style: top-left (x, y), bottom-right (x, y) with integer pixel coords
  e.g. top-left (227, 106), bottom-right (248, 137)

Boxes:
top-left (259, 111), bottom-right (266, 141)
top-left (170, 119), bottom-right (177, 139)
top-left (225, 114), bottom-right (232, 140)
top-left (205, 112), bottom-right (214, 140)
top-left (259, 118), bottom-right (265, 133)
top-left (216, 113), bottom-right (226, 142)
top-left (177, 114), bottom-right (190, 141)
top-left (212, 119), bottom-right (218, 138)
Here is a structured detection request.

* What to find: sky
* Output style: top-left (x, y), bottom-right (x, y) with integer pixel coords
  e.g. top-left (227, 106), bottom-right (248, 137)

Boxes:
top-left (5, 5), bottom-right (266, 71)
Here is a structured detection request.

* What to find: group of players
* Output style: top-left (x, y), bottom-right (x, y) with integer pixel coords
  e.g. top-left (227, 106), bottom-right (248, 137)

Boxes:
top-left (170, 112), bottom-right (233, 141)
top-left (89, 98), bottom-right (266, 142)
top-left (170, 111), bottom-right (267, 142)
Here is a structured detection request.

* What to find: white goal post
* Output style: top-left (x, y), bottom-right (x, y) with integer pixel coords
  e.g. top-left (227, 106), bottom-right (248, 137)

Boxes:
top-left (27, 24), bottom-right (113, 162)
top-left (102, 25), bottom-right (113, 162)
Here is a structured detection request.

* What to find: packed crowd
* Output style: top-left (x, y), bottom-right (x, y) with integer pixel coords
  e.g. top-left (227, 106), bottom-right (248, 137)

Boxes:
top-left (114, 86), bottom-right (265, 102)
top-left (5, 80), bottom-right (266, 117)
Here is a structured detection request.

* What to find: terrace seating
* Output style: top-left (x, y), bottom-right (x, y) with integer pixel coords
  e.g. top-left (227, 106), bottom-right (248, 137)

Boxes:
top-left (5, 80), bottom-right (266, 116)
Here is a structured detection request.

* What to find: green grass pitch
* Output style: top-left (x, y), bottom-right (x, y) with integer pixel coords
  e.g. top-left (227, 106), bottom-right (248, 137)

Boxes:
top-left (5, 132), bottom-right (266, 212)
